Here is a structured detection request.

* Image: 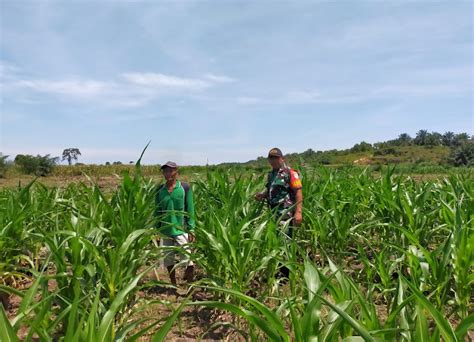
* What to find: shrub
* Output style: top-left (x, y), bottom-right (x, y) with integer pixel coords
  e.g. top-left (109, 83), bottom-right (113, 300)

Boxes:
top-left (14, 154), bottom-right (58, 176)
top-left (0, 154), bottom-right (9, 178)
top-left (449, 141), bottom-right (474, 166)
top-left (374, 147), bottom-right (399, 156)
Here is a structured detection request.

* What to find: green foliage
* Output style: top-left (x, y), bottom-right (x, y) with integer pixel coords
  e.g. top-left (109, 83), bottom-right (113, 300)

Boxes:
top-left (61, 148), bottom-right (81, 165)
top-left (351, 141), bottom-right (373, 153)
top-left (14, 154), bottom-right (58, 176)
top-left (449, 140), bottom-right (474, 166)
top-left (0, 167), bottom-right (472, 340)
top-left (373, 147), bottom-right (399, 156)
top-left (0, 154), bottom-right (9, 178)
top-left (238, 130), bottom-right (470, 168)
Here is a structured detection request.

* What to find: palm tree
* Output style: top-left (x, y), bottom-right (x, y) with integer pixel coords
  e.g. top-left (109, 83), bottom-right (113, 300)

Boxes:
top-left (414, 130), bottom-right (428, 145)
top-left (398, 133), bottom-right (412, 146)
top-left (425, 132), bottom-right (442, 146)
top-left (442, 132), bottom-right (455, 147)
top-left (453, 133), bottom-right (470, 146)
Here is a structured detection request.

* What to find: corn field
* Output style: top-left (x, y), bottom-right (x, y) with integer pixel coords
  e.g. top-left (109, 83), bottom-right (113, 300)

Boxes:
top-left (0, 164), bottom-right (473, 341)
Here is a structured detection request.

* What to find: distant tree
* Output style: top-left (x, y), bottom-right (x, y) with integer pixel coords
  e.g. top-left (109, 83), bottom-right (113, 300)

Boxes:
top-left (14, 154), bottom-right (26, 164)
top-left (397, 133), bottom-right (412, 146)
top-left (374, 142), bottom-right (389, 150)
top-left (384, 138), bottom-right (399, 147)
top-left (62, 148), bottom-right (81, 165)
top-left (425, 132), bottom-right (442, 146)
top-left (351, 141), bottom-right (373, 152)
top-left (453, 133), bottom-right (470, 147)
top-left (129, 161), bottom-right (134, 164)
top-left (0, 154), bottom-right (9, 178)
top-left (15, 154), bottom-right (58, 176)
top-left (442, 131), bottom-right (455, 147)
top-left (105, 161), bottom-right (111, 166)
top-left (113, 161), bottom-right (122, 165)
top-left (449, 141), bottom-right (474, 166)
top-left (414, 130), bottom-right (429, 145)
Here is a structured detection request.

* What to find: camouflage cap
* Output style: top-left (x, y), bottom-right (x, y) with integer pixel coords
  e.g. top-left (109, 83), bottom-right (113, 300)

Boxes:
top-left (268, 147), bottom-right (283, 158)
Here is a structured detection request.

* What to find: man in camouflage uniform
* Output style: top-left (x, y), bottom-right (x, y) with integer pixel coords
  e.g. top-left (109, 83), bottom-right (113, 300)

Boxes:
top-left (255, 148), bottom-right (303, 279)
top-left (255, 147), bottom-right (303, 231)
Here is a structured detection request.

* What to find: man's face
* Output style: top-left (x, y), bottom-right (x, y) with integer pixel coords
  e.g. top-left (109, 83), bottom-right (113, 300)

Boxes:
top-left (268, 156), bottom-right (284, 170)
top-left (162, 167), bottom-right (178, 182)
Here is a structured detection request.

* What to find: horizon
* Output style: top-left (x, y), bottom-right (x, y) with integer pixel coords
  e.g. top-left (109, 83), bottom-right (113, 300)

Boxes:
top-left (1, 2), bottom-right (473, 165)
top-left (1, 128), bottom-right (470, 166)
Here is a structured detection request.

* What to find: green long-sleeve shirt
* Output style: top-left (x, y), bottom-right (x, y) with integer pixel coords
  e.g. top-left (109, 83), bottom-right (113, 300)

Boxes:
top-left (155, 180), bottom-right (195, 237)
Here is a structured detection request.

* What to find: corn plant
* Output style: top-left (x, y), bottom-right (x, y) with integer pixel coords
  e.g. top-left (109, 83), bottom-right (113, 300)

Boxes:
top-left (0, 165), bottom-right (472, 340)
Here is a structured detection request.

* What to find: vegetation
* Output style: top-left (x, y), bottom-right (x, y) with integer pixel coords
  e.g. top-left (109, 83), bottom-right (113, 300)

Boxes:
top-left (13, 154), bottom-right (58, 176)
top-left (61, 148), bottom-right (81, 166)
top-left (240, 130), bottom-right (473, 168)
top-left (0, 130), bottom-right (472, 181)
top-left (450, 140), bottom-right (474, 166)
top-left (0, 155), bottom-right (9, 178)
top-left (0, 164), bottom-right (472, 340)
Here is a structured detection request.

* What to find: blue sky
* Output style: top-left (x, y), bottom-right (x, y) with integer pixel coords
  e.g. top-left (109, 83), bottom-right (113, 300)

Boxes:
top-left (1, 1), bottom-right (472, 165)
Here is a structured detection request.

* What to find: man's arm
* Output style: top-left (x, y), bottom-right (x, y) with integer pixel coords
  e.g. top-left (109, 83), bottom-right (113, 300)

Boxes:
top-left (293, 188), bottom-right (303, 226)
top-left (255, 173), bottom-right (270, 201)
top-left (289, 170), bottom-right (303, 225)
top-left (255, 190), bottom-right (268, 201)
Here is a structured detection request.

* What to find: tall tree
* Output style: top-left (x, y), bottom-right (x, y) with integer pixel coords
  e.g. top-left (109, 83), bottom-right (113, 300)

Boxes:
top-left (397, 133), bottom-right (412, 146)
top-left (414, 130), bottom-right (428, 145)
top-left (0, 154), bottom-right (8, 178)
top-left (453, 133), bottom-right (470, 146)
top-left (450, 141), bottom-right (474, 166)
top-left (442, 131), bottom-right (455, 147)
top-left (62, 148), bottom-right (81, 165)
top-left (425, 132), bottom-right (442, 146)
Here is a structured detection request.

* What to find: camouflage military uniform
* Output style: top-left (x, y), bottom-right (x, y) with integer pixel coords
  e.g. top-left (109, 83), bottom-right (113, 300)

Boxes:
top-left (266, 164), bottom-right (302, 221)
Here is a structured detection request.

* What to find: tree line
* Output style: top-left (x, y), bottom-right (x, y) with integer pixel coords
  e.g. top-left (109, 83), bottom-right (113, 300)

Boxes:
top-left (1, 130), bottom-right (473, 178)
top-left (251, 130), bottom-right (473, 167)
top-left (0, 148), bottom-right (81, 177)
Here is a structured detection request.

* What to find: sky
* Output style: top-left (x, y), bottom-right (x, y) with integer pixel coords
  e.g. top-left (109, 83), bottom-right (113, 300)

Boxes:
top-left (1, 1), bottom-right (473, 165)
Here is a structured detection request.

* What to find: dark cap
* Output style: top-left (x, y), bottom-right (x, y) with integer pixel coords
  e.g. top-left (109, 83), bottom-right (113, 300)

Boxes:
top-left (160, 161), bottom-right (178, 169)
top-left (268, 147), bottom-right (283, 158)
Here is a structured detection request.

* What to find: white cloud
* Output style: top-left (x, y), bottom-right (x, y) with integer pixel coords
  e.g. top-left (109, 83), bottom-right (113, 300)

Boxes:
top-left (236, 63), bottom-right (473, 107)
top-left (0, 61), bottom-right (19, 79)
top-left (15, 79), bottom-right (109, 97)
top-left (329, 8), bottom-right (469, 50)
top-left (3, 67), bottom-right (236, 108)
top-left (204, 73), bottom-right (235, 83)
top-left (113, 112), bottom-right (173, 122)
top-left (122, 72), bottom-right (211, 90)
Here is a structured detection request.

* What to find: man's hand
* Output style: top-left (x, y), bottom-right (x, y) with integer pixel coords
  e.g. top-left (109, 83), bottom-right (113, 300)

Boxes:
top-left (255, 192), bottom-right (266, 201)
top-left (293, 211), bottom-right (302, 226)
top-left (188, 232), bottom-right (195, 243)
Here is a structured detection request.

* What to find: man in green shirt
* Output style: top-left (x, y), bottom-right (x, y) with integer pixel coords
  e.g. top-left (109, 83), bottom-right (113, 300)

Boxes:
top-left (155, 161), bottom-right (195, 285)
